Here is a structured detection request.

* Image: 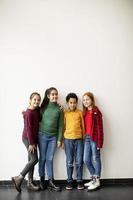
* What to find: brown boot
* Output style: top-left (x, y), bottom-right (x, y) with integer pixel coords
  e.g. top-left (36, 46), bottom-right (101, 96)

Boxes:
top-left (12, 175), bottom-right (24, 193)
top-left (27, 179), bottom-right (40, 191)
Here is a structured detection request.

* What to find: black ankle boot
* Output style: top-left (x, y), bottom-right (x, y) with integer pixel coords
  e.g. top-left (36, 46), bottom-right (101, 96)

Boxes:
top-left (48, 179), bottom-right (61, 192)
top-left (27, 179), bottom-right (40, 191)
top-left (40, 177), bottom-right (47, 190)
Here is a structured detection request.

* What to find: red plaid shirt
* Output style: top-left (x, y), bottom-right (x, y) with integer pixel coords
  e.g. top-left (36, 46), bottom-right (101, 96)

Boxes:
top-left (84, 106), bottom-right (104, 148)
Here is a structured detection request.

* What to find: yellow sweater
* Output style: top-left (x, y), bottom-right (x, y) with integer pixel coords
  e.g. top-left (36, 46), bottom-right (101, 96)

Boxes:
top-left (64, 109), bottom-right (85, 139)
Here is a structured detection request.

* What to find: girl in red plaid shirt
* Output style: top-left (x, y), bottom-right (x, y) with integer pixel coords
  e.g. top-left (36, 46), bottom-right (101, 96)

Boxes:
top-left (82, 92), bottom-right (104, 191)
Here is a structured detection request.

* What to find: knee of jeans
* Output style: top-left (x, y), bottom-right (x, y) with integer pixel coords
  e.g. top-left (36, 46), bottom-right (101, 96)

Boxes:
top-left (75, 163), bottom-right (82, 168)
top-left (83, 158), bottom-right (91, 165)
top-left (67, 161), bottom-right (73, 168)
top-left (47, 155), bottom-right (54, 161)
top-left (75, 159), bottom-right (82, 166)
top-left (92, 155), bottom-right (98, 163)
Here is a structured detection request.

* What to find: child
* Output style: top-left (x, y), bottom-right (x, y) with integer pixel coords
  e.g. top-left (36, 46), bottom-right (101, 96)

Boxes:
top-left (12, 92), bottom-right (41, 192)
top-left (82, 92), bottom-right (104, 191)
top-left (38, 87), bottom-right (64, 192)
top-left (64, 93), bottom-right (85, 190)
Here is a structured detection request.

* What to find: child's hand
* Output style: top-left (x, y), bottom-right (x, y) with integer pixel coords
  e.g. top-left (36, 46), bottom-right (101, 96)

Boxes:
top-left (97, 147), bottom-right (100, 150)
top-left (58, 103), bottom-right (64, 111)
top-left (28, 145), bottom-right (36, 153)
top-left (61, 142), bottom-right (64, 149)
top-left (57, 141), bottom-right (61, 147)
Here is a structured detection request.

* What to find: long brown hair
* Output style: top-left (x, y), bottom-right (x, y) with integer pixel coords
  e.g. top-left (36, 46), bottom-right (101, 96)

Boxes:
top-left (40, 87), bottom-right (58, 112)
top-left (82, 92), bottom-right (96, 114)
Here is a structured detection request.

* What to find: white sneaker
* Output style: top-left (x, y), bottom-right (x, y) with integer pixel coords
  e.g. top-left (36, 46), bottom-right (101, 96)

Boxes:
top-left (88, 178), bottom-right (100, 190)
top-left (84, 179), bottom-right (94, 187)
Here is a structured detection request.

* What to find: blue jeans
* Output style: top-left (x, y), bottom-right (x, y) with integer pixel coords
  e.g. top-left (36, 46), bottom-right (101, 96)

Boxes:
top-left (64, 139), bottom-right (83, 183)
top-left (83, 135), bottom-right (101, 177)
top-left (38, 132), bottom-right (57, 179)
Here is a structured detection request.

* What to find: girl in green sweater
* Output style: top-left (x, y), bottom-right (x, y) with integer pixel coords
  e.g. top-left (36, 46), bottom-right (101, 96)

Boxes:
top-left (38, 87), bottom-right (64, 191)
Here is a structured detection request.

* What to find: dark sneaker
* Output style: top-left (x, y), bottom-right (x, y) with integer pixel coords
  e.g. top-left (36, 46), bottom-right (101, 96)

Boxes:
top-left (77, 182), bottom-right (84, 190)
top-left (66, 182), bottom-right (73, 190)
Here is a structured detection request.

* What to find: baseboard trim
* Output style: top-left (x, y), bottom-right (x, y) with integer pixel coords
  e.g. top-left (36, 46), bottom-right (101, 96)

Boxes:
top-left (0, 179), bottom-right (133, 186)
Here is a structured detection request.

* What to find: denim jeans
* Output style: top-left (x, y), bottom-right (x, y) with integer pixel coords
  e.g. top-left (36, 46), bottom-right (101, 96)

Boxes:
top-left (38, 132), bottom-right (57, 179)
top-left (21, 138), bottom-right (38, 180)
top-left (64, 139), bottom-right (83, 183)
top-left (83, 135), bottom-right (101, 177)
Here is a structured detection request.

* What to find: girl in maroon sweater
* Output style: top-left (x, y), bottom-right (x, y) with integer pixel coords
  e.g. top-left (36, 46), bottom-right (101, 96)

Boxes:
top-left (82, 92), bottom-right (104, 191)
top-left (12, 92), bottom-right (41, 192)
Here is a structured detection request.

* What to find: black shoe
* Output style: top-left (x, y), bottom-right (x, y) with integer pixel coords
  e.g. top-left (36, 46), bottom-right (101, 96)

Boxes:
top-left (48, 179), bottom-right (61, 192)
top-left (40, 177), bottom-right (47, 190)
top-left (77, 182), bottom-right (84, 190)
top-left (27, 181), bottom-right (40, 191)
top-left (66, 182), bottom-right (73, 190)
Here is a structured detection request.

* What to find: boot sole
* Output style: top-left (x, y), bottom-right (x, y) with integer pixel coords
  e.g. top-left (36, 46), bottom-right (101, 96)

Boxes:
top-left (11, 177), bottom-right (21, 193)
top-left (27, 185), bottom-right (40, 191)
top-left (47, 186), bottom-right (61, 192)
top-left (65, 187), bottom-right (73, 190)
top-left (77, 187), bottom-right (84, 190)
top-left (87, 186), bottom-right (100, 192)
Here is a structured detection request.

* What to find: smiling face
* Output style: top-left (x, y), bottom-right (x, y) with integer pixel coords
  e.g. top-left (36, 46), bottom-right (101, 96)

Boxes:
top-left (48, 89), bottom-right (58, 102)
top-left (67, 98), bottom-right (77, 111)
top-left (30, 94), bottom-right (41, 109)
top-left (82, 95), bottom-right (93, 109)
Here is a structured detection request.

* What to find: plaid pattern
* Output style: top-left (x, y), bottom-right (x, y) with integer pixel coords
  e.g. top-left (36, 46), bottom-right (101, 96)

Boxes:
top-left (85, 107), bottom-right (104, 148)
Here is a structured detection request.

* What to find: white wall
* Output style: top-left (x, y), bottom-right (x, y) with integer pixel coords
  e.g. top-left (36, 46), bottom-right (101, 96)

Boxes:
top-left (0, 0), bottom-right (133, 180)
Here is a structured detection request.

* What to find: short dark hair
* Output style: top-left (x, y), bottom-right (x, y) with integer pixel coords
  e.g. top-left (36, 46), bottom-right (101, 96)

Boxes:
top-left (66, 93), bottom-right (78, 102)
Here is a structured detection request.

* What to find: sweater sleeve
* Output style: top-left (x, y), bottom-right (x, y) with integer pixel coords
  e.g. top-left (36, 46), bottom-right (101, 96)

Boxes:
top-left (80, 111), bottom-right (85, 139)
top-left (97, 112), bottom-right (104, 148)
top-left (63, 111), bottom-right (66, 140)
top-left (57, 110), bottom-right (64, 142)
top-left (25, 113), bottom-right (35, 145)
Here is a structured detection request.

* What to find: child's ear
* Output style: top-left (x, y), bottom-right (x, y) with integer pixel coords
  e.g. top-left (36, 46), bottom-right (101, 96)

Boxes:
top-left (47, 94), bottom-right (50, 99)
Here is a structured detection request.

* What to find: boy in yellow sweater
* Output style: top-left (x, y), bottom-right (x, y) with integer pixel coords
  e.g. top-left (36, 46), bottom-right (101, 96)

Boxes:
top-left (64, 93), bottom-right (85, 190)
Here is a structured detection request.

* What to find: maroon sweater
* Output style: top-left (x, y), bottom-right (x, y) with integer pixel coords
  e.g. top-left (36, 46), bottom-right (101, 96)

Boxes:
top-left (22, 107), bottom-right (40, 145)
top-left (84, 107), bottom-right (104, 148)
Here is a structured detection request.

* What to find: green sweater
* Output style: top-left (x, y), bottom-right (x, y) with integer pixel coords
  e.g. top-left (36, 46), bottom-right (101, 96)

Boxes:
top-left (39, 102), bottom-right (64, 142)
